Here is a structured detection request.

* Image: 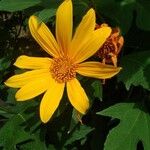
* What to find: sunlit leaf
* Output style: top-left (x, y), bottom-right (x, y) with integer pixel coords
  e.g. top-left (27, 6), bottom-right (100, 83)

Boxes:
top-left (0, 0), bottom-right (41, 12)
top-left (97, 103), bottom-right (150, 150)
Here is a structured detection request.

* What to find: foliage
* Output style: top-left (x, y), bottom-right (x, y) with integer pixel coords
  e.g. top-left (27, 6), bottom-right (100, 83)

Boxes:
top-left (118, 51), bottom-right (150, 90)
top-left (0, 0), bottom-right (150, 150)
top-left (97, 103), bottom-right (150, 150)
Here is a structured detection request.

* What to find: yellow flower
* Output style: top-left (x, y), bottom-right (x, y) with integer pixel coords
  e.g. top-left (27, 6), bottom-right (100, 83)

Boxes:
top-left (5, 0), bottom-right (121, 123)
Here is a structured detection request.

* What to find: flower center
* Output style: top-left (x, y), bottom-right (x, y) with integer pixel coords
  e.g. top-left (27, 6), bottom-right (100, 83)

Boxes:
top-left (51, 57), bottom-right (78, 83)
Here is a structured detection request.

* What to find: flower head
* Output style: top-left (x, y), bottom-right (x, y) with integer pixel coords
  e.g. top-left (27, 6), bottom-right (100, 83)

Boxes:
top-left (5, 0), bottom-right (121, 123)
top-left (96, 23), bottom-right (124, 67)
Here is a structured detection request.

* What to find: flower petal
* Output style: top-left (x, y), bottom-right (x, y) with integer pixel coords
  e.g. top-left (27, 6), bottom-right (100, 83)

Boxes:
top-left (69, 9), bottom-right (95, 57)
top-left (5, 69), bottom-right (50, 88)
top-left (56, 0), bottom-right (72, 54)
top-left (77, 61), bottom-right (122, 79)
top-left (14, 55), bottom-right (51, 69)
top-left (72, 27), bottom-right (112, 63)
top-left (40, 79), bottom-right (65, 123)
top-left (29, 15), bottom-right (60, 57)
top-left (15, 76), bottom-right (51, 101)
top-left (67, 78), bottom-right (89, 114)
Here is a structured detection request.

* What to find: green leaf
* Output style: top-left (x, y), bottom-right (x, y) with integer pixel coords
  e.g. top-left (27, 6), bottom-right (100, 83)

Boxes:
top-left (18, 132), bottom-right (47, 150)
top-left (91, 80), bottom-right (103, 100)
top-left (73, 0), bottom-right (88, 26)
top-left (97, 103), bottom-right (150, 150)
top-left (70, 109), bottom-right (82, 129)
top-left (6, 88), bottom-right (17, 103)
top-left (0, 58), bottom-right (11, 71)
top-left (48, 144), bottom-right (56, 150)
top-left (40, 0), bottom-right (60, 8)
top-left (95, 0), bottom-right (150, 32)
top-left (94, 0), bottom-right (135, 34)
top-left (136, 0), bottom-right (150, 31)
top-left (35, 8), bottom-right (56, 22)
top-left (0, 115), bottom-right (31, 149)
top-left (0, 0), bottom-right (41, 12)
top-left (0, 105), bottom-right (15, 118)
top-left (118, 51), bottom-right (150, 90)
top-left (65, 125), bottom-right (93, 146)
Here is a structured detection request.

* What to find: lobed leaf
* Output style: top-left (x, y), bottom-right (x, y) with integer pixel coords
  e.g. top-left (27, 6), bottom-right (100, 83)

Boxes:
top-left (97, 103), bottom-right (150, 150)
top-left (0, 115), bottom-right (31, 149)
top-left (118, 51), bottom-right (150, 90)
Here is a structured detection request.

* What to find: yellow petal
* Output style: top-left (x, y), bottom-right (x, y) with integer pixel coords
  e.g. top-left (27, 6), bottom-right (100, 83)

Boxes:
top-left (40, 79), bottom-right (65, 123)
top-left (69, 9), bottom-right (95, 57)
top-left (67, 78), bottom-right (89, 114)
top-left (72, 27), bottom-right (112, 63)
top-left (56, 0), bottom-right (72, 54)
top-left (29, 15), bottom-right (60, 57)
top-left (14, 55), bottom-right (51, 69)
top-left (77, 61), bottom-right (122, 79)
top-left (5, 69), bottom-right (50, 88)
top-left (16, 76), bottom-right (51, 101)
